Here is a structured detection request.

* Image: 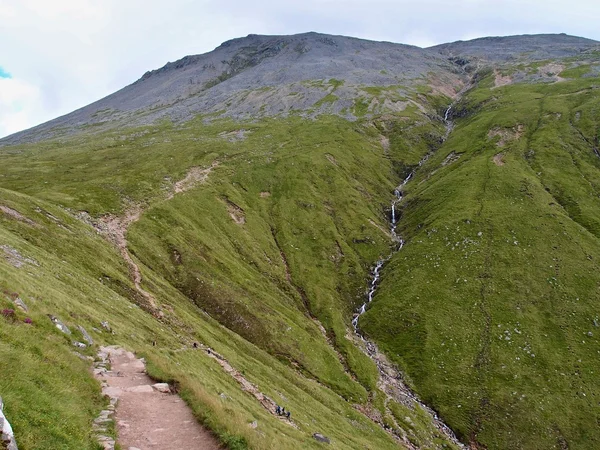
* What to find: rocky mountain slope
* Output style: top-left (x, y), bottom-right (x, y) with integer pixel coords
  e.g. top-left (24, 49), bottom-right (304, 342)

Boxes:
top-left (1, 32), bottom-right (600, 450)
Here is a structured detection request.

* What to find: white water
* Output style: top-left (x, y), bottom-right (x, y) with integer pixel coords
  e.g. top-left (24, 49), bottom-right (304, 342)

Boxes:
top-left (351, 166), bottom-right (418, 330)
top-left (350, 103), bottom-right (465, 448)
top-left (353, 105), bottom-right (452, 330)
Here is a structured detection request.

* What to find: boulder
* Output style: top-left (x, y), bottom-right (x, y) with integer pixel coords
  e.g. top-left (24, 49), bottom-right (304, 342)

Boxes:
top-left (48, 315), bottom-right (71, 334)
top-left (13, 298), bottom-right (27, 312)
top-left (313, 433), bottom-right (330, 444)
top-left (77, 325), bottom-right (94, 345)
top-left (1, 396), bottom-right (19, 450)
top-left (152, 383), bottom-right (171, 393)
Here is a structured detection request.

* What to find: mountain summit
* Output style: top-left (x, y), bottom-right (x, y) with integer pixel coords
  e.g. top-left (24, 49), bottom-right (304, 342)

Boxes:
top-left (3, 32), bottom-right (597, 145)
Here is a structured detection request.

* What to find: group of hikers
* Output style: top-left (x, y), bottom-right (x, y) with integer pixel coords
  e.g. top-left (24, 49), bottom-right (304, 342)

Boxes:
top-left (275, 405), bottom-right (291, 419)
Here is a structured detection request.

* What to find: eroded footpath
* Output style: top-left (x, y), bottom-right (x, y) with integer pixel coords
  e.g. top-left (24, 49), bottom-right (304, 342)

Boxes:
top-left (94, 346), bottom-right (219, 450)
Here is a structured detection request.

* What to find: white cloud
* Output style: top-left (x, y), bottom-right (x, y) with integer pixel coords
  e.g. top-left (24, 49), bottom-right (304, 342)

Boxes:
top-left (0, 77), bottom-right (44, 136)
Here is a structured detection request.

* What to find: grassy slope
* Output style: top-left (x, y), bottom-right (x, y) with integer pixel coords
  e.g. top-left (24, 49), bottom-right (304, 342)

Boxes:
top-left (0, 101), bottom-right (453, 448)
top-left (362, 65), bottom-right (600, 449)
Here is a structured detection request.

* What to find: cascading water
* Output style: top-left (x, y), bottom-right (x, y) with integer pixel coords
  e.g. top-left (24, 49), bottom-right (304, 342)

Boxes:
top-left (348, 104), bottom-right (465, 449)
top-left (352, 169), bottom-right (415, 330)
top-left (352, 104), bottom-right (453, 331)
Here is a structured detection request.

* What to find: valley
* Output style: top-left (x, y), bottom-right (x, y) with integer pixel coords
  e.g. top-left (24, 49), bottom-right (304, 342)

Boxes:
top-left (1, 32), bottom-right (600, 449)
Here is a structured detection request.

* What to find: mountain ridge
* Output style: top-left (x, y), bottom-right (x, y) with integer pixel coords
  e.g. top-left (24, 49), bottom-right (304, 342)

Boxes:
top-left (2, 32), bottom-right (596, 146)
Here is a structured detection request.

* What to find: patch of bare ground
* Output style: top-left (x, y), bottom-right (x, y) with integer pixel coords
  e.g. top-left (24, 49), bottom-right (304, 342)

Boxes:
top-left (427, 72), bottom-right (466, 99)
top-left (170, 161), bottom-right (219, 199)
top-left (487, 124), bottom-right (524, 147)
top-left (94, 346), bottom-right (220, 450)
top-left (538, 63), bottom-right (566, 82)
top-left (441, 152), bottom-right (461, 166)
top-left (379, 135), bottom-right (390, 152)
top-left (493, 70), bottom-right (513, 88)
top-left (325, 154), bottom-right (338, 166)
top-left (218, 129), bottom-right (249, 142)
top-left (493, 153), bottom-right (505, 166)
top-left (226, 200), bottom-right (245, 225)
top-left (0, 205), bottom-right (37, 226)
top-left (259, 191), bottom-right (271, 198)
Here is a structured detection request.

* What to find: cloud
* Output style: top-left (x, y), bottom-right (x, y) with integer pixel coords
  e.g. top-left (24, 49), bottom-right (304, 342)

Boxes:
top-left (0, 67), bottom-right (11, 79)
top-left (0, 77), bottom-right (44, 137)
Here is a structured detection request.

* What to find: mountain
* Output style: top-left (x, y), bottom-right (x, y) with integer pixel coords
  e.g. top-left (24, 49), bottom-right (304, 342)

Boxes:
top-left (1, 32), bottom-right (600, 450)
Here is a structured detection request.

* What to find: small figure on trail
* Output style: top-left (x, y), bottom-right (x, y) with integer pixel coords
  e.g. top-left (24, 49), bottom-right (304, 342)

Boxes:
top-left (192, 342), bottom-right (198, 349)
top-left (152, 340), bottom-right (156, 347)
top-left (281, 407), bottom-right (285, 416)
top-left (286, 411), bottom-right (291, 420)
top-left (275, 405), bottom-right (281, 415)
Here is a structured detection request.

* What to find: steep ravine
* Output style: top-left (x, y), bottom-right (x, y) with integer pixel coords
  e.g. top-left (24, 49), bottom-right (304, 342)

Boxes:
top-left (351, 103), bottom-right (465, 448)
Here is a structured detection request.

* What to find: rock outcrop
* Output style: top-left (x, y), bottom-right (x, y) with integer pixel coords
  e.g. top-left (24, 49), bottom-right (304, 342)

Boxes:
top-left (0, 397), bottom-right (18, 450)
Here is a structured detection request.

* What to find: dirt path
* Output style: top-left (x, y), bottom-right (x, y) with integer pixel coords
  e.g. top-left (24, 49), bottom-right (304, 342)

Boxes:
top-left (92, 162), bottom-right (218, 317)
top-left (94, 346), bottom-right (220, 450)
top-left (204, 347), bottom-right (297, 428)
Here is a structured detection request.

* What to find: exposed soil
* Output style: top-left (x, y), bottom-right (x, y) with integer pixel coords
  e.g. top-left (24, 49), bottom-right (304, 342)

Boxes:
top-left (94, 163), bottom-right (218, 316)
top-left (95, 346), bottom-right (220, 450)
top-left (493, 153), bottom-right (505, 166)
top-left (170, 162), bottom-right (218, 198)
top-left (488, 124), bottom-right (524, 147)
top-left (493, 70), bottom-right (513, 88)
top-left (226, 201), bottom-right (245, 225)
top-left (0, 205), bottom-right (37, 226)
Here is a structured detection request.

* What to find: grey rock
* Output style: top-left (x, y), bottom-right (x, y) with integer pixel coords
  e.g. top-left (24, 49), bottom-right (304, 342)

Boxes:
top-left (1, 398), bottom-right (19, 450)
top-left (100, 321), bottom-right (112, 332)
top-left (313, 433), bottom-right (330, 444)
top-left (2, 32), bottom-right (597, 147)
top-left (73, 341), bottom-right (87, 349)
top-left (49, 315), bottom-right (71, 334)
top-left (13, 298), bottom-right (27, 312)
top-left (152, 383), bottom-right (171, 393)
top-left (77, 325), bottom-right (94, 345)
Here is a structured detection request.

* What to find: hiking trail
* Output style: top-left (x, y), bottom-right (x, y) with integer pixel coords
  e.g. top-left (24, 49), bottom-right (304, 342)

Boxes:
top-left (94, 346), bottom-right (220, 450)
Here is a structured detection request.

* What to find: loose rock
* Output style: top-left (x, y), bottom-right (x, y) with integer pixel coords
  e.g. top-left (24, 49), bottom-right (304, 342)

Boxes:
top-left (313, 433), bottom-right (331, 444)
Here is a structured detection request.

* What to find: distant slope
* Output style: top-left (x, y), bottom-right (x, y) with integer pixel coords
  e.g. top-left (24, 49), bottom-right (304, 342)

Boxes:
top-left (0, 32), bottom-right (463, 145)
top-left (430, 33), bottom-right (599, 61)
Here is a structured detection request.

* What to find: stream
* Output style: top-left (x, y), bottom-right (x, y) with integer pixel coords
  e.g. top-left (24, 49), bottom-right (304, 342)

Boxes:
top-left (350, 105), bottom-right (465, 448)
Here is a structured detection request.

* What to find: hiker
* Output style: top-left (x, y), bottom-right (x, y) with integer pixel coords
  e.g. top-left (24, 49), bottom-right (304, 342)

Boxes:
top-left (192, 342), bottom-right (198, 349)
top-left (286, 411), bottom-right (291, 419)
top-left (281, 407), bottom-right (285, 416)
top-left (275, 405), bottom-right (281, 415)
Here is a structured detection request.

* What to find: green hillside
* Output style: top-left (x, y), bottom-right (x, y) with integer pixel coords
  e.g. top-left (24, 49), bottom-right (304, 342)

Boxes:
top-left (1, 33), bottom-right (600, 450)
top-left (363, 60), bottom-right (600, 449)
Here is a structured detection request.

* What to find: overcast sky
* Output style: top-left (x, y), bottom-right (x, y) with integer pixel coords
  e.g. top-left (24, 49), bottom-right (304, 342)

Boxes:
top-left (1, 0), bottom-right (598, 138)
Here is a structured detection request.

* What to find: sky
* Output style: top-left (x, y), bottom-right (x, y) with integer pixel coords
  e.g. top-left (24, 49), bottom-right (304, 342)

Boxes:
top-left (1, 0), bottom-right (599, 138)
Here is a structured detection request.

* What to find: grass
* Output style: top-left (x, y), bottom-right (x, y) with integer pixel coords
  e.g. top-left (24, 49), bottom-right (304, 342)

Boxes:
top-left (3, 53), bottom-right (599, 449)
top-left (361, 66), bottom-right (600, 449)
top-left (0, 101), bottom-right (452, 448)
